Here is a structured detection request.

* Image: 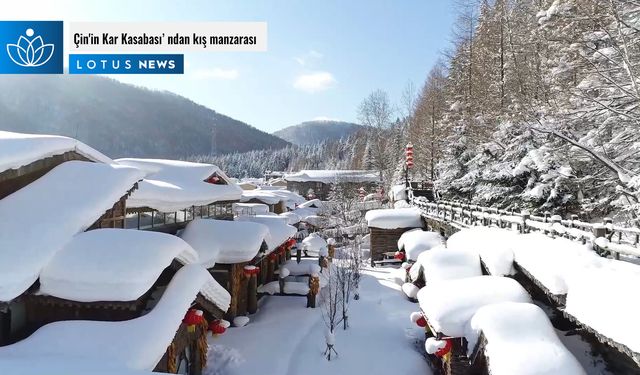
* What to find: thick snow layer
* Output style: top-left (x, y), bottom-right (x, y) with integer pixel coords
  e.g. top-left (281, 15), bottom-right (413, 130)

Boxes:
top-left (0, 265), bottom-right (229, 371)
top-left (284, 170), bottom-right (380, 183)
top-left (279, 211), bottom-right (302, 225)
top-left (417, 276), bottom-right (530, 337)
top-left (397, 229), bottom-right (443, 261)
top-left (292, 207), bottom-right (319, 221)
top-left (565, 259), bottom-right (640, 353)
top-left (206, 266), bottom-right (430, 375)
top-left (40, 229), bottom-right (197, 302)
top-left (233, 316), bottom-right (250, 327)
top-left (394, 200), bottom-right (411, 208)
top-left (447, 227), bottom-right (517, 276)
top-left (301, 233), bottom-right (328, 254)
top-left (0, 130), bottom-right (112, 173)
top-left (402, 283), bottom-right (420, 299)
top-left (232, 202), bottom-right (270, 215)
top-left (466, 302), bottom-right (585, 375)
top-left (365, 208), bottom-right (422, 229)
top-left (513, 233), bottom-right (601, 295)
top-left (236, 215), bottom-right (296, 250)
top-left (412, 246), bottom-right (482, 284)
top-left (0, 161), bottom-right (144, 302)
top-left (180, 219), bottom-right (269, 265)
top-left (116, 158), bottom-right (242, 212)
top-left (281, 260), bottom-right (322, 276)
top-left (240, 189), bottom-right (282, 205)
top-left (298, 199), bottom-right (323, 209)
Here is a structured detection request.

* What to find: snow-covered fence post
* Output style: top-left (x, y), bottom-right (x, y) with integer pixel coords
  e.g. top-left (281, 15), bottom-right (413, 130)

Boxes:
top-left (550, 215), bottom-right (562, 238)
top-left (603, 217), bottom-right (613, 239)
top-left (520, 210), bottom-right (530, 234)
top-left (543, 211), bottom-right (551, 223)
top-left (308, 273), bottom-right (320, 308)
top-left (296, 246), bottom-right (302, 263)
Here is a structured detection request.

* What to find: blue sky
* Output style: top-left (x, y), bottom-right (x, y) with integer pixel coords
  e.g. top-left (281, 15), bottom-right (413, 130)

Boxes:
top-left (8, 1), bottom-right (455, 133)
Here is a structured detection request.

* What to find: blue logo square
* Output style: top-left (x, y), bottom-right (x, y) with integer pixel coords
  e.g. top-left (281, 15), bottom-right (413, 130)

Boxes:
top-left (0, 21), bottom-right (63, 74)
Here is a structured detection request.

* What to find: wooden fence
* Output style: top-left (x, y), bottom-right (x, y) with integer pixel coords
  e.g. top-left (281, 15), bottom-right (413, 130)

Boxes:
top-left (410, 197), bottom-right (640, 260)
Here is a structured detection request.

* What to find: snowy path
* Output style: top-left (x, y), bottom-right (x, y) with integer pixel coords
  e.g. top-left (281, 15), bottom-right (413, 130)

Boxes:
top-left (205, 267), bottom-right (431, 375)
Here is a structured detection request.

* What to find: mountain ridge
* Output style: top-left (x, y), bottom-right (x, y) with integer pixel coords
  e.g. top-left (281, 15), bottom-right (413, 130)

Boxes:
top-left (273, 120), bottom-right (363, 145)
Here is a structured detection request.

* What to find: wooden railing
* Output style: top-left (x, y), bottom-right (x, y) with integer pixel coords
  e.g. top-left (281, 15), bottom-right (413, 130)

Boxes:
top-left (410, 197), bottom-right (640, 260)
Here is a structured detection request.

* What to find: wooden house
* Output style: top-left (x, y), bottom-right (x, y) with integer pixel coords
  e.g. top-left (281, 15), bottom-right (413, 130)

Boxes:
top-left (364, 208), bottom-right (424, 266)
top-left (284, 170), bottom-right (380, 200)
top-left (0, 160), bottom-right (145, 345)
top-left (115, 159), bottom-right (243, 233)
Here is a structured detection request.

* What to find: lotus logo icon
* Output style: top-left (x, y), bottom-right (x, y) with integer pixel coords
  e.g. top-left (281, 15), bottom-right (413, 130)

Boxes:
top-left (6, 28), bottom-right (55, 67)
top-left (0, 21), bottom-right (62, 74)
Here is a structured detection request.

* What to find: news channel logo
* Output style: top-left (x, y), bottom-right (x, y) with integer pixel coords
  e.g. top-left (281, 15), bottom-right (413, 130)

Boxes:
top-left (0, 21), bottom-right (63, 74)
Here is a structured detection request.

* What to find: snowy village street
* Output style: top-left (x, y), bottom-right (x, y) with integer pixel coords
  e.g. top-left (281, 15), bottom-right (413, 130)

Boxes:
top-left (205, 266), bottom-right (431, 375)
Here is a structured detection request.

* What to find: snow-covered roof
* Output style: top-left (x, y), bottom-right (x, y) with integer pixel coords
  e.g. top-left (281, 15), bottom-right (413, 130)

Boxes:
top-left (279, 211), bottom-right (302, 225)
top-left (116, 158), bottom-right (242, 212)
top-left (0, 264), bottom-right (229, 372)
top-left (417, 276), bottom-right (530, 337)
top-left (298, 199), bottom-right (323, 209)
top-left (240, 188), bottom-right (306, 208)
top-left (301, 233), bottom-right (328, 255)
top-left (397, 229), bottom-right (443, 261)
top-left (0, 161), bottom-right (145, 302)
top-left (39, 229), bottom-right (198, 302)
top-left (447, 227), bottom-right (517, 277)
top-left (365, 208), bottom-right (423, 229)
top-left (0, 130), bottom-right (113, 174)
top-left (284, 170), bottom-right (380, 183)
top-left (466, 302), bottom-right (585, 375)
top-left (410, 246), bottom-right (481, 284)
top-left (180, 219), bottom-right (269, 265)
top-left (236, 215), bottom-right (297, 251)
top-left (232, 202), bottom-right (270, 215)
top-left (292, 207), bottom-right (319, 222)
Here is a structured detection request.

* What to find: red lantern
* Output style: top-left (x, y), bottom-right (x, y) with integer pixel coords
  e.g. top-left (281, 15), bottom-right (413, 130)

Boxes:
top-left (416, 316), bottom-right (427, 328)
top-left (209, 320), bottom-right (227, 335)
top-left (394, 251), bottom-right (405, 261)
top-left (435, 339), bottom-right (452, 357)
top-left (183, 309), bottom-right (204, 333)
top-left (406, 143), bottom-right (414, 169)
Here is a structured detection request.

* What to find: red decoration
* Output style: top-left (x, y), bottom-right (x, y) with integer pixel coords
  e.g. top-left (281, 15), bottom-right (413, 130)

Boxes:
top-left (416, 316), bottom-right (427, 328)
top-left (244, 266), bottom-right (260, 276)
top-left (268, 252), bottom-right (277, 261)
top-left (183, 309), bottom-right (204, 332)
top-left (205, 175), bottom-right (222, 184)
top-left (394, 251), bottom-right (405, 261)
top-left (435, 339), bottom-right (452, 357)
top-left (406, 143), bottom-right (414, 169)
top-left (209, 320), bottom-right (227, 335)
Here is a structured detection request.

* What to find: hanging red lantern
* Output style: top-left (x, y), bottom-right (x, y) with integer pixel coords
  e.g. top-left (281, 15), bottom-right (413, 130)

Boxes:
top-left (183, 309), bottom-right (204, 333)
top-left (416, 316), bottom-right (427, 328)
top-left (406, 142), bottom-right (415, 169)
top-left (209, 320), bottom-right (227, 335)
top-left (435, 339), bottom-right (452, 358)
top-left (394, 251), bottom-right (405, 261)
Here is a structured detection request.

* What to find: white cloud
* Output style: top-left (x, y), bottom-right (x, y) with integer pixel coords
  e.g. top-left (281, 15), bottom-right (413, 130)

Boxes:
top-left (294, 50), bottom-right (323, 66)
top-left (191, 67), bottom-right (239, 80)
top-left (293, 71), bottom-right (336, 93)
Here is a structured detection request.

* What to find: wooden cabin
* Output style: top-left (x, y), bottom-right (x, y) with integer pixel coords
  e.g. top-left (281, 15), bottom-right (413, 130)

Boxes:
top-left (284, 170), bottom-right (380, 201)
top-left (365, 208), bottom-right (424, 267)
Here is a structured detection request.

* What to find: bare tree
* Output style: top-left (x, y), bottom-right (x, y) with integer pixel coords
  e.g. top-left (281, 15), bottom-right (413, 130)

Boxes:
top-left (358, 90), bottom-right (395, 183)
top-left (321, 267), bottom-right (343, 360)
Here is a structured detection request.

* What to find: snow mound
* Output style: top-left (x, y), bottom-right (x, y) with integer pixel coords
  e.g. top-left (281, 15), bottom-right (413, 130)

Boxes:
top-left (281, 260), bottom-right (322, 276)
top-left (0, 161), bottom-right (145, 302)
top-left (181, 219), bottom-right (269, 266)
top-left (390, 184), bottom-right (407, 201)
top-left (411, 246), bottom-right (482, 284)
top-left (257, 281), bottom-right (309, 295)
top-left (513, 233), bottom-right (601, 295)
top-left (425, 337), bottom-right (448, 355)
top-left (397, 229), bottom-right (443, 261)
top-left (417, 276), bottom-right (530, 337)
top-left (116, 158), bottom-right (242, 212)
top-left (466, 302), bottom-right (585, 375)
top-left (233, 316), bottom-right (250, 328)
top-left (365, 208), bottom-right (422, 229)
top-left (0, 265), bottom-right (228, 371)
top-left (447, 227), bottom-right (517, 276)
top-left (40, 229), bottom-right (197, 302)
top-left (402, 283), bottom-right (419, 299)
top-left (279, 211), bottom-right (302, 225)
top-left (0, 130), bottom-right (112, 173)
top-left (236, 215), bottom-right (297, 251)
top-left (301, 233), bottom-right (328, 255)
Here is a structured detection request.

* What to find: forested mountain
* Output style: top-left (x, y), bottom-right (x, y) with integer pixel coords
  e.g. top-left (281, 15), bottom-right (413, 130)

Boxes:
top-left (404, 0), bottom-right (640, 223)
top-left (273, 120), bottom-right (363, 145)
top-left (0, 75), bottom-right (289, 159)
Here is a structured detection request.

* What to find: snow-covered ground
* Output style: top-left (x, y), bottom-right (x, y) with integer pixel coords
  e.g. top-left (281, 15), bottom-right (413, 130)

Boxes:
top-left (205, 266), bottom-right (431, 375)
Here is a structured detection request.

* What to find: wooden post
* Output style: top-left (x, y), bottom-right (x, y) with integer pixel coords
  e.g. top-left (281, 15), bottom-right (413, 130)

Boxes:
top-left (279, 277), bottom-right (285, 294)
top-left (296, 247), bottom-right (301, 263)
top-left (246, 269), bottom-right (258, 314)
top-left (570, 214), bottom-right (578, 228)
top-left (328, 244), bottom-right (335, 261)
top-left (520, 210), bottom-right (530, 234)
top-left (543, 211), bottom-right (551, 223)
top-left (226, 264), bottom-right (241, 320)
top-left (267, 256), bottom-right (275, 282)
top-left (550, 215), bottom-right (561, 238)
top-left (307, 274), bottom-right (319, 308)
